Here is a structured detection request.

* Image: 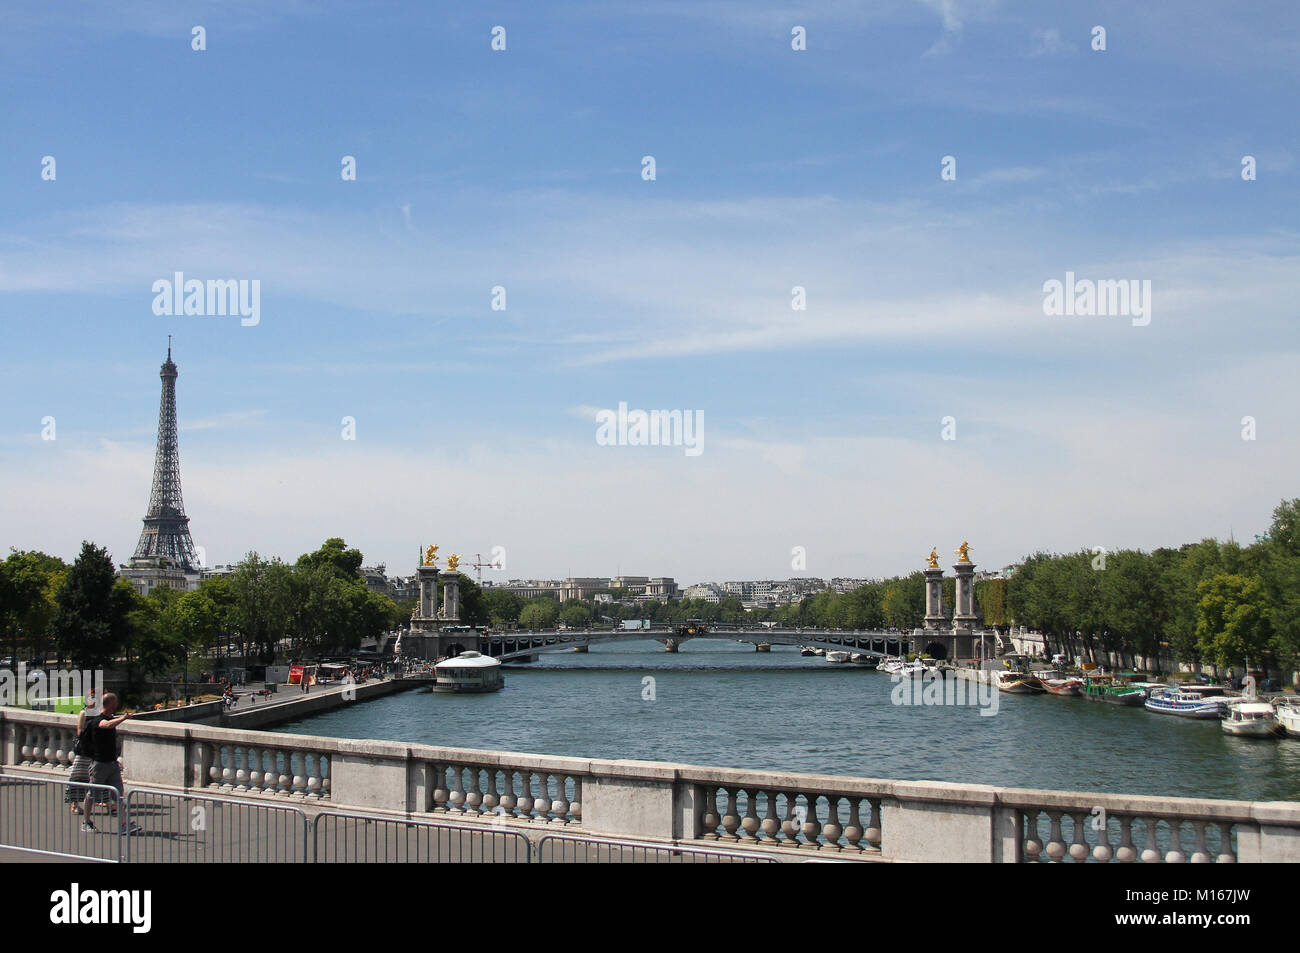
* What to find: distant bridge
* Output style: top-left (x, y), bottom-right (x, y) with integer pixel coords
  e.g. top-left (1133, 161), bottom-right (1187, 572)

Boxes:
top-left (474, 625), bottom-right (914, 662)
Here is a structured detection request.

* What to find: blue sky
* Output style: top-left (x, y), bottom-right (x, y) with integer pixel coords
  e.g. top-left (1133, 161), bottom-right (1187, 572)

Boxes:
top-left (1, 0), bottom-right (1298, 583)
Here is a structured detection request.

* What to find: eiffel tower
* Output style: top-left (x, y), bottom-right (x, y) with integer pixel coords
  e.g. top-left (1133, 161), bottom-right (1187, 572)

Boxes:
top-left (131, 338), bottom-right (199, 572)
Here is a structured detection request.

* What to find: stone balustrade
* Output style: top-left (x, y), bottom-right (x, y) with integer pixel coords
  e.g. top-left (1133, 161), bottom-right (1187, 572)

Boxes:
top-left (3, 707), bottom-right (1298, 861)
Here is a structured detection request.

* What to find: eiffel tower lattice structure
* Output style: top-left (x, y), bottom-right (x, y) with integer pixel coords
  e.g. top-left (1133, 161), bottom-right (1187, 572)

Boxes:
top-left (132, 340), bottom-right (199, 571)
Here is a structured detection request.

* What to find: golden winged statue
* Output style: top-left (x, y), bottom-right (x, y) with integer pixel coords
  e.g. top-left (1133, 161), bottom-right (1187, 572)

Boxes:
top-left (447, 553), bottom-right (460, 572)
top-left (423, 544), bottom-right (439, 567)
top-left (925, 547), bottom-right (940, 569)
top-left (955, 540), bottom-right (972, 563)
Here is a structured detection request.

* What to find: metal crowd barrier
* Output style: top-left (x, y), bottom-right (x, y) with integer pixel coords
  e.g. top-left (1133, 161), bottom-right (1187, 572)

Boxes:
top-left (312, 810), bottom-right (533, 863)
top-left (123, 789), bottom-right (309, 863)
top-left (0, 774), bottom-right (124, 863)
top-left (535, 833), bottom-right (780, 863)
top-left (2, 773), bottom-right (782, 863)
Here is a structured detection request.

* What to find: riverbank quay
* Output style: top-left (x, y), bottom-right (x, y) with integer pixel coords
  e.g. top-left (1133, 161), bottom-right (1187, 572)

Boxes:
top-left (115, 673), bottom-right (433, 729)
top-left (3, 706), bottom-right (1298, 863)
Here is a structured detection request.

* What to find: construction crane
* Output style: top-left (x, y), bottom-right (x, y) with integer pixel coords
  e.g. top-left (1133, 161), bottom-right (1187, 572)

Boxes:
top-left (467, 552), bottom-right (503, 585)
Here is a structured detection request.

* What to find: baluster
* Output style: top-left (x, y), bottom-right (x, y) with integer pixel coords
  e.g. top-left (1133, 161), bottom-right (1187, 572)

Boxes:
top-left (291, 751), bottom-right (307, 796)
top-left (551, 775), bottom-right (570, 824)
top-left (799, 795), bottom-right (823, 849)
top-left (1068, 811), bottom-right (1089, 862)
top-left (429, 764), bottom-right (450, 812)
top-left (738, 788), bottom-right (760, 842)
top-left (1165, 821), bottom-right (1186, 863)
top-left (821, 797), bottom-right (843, 851)
top-left (569, 776), bottom-right (582, 823)
top-left (248, 748), bottom-right (263, 791)
top-left (1187, 820), bottom-right (1210, 863)
top-left (465, 768), bottom-right (484, 814)
top-left (498, 770), bottom-right (517, 819)
top-left (534, 773), bottom-right (553, 820)
top-left (221, 745), bottom-right (236, 787)
top-left (780, 794), bottom-right (802, 847)
top-left (448, 766), bottom-right (467, 813)
top-left (515, 771), bottom-right (535, 820)
top-left (483, 770), bottom-right (501, 816)
top-left (1023, 811), bottom-right (1043, 861)
top-left (719, 787), bottom-right (741, 841)
top-left (700, 787), bottom-right (721, 840)
top-left (307, 753), bottom-right (323, 796)
top-left (1045, 812), bottom-right (1066, 862)
top-left (1216, 822), bottom-right (1236, 864)
top-left (1140, 817), bottom-right (1161, 863)
top-left (865, 797), bottom-right (884, 851)
top-left (235, 746), bottom-right (249, 790)
top-left (276, 749), bottom-right (292, 796)
top-left (1116, 816), bottom-right (1137, 863)
top-left (760, 791), bottom-right (782, 844)
top-left (319, 753), bottom-right (331, 797)
top-left (1093, 812), bottom-right (1114, 862)
top-left (842, 797), bottom-right (864, 852)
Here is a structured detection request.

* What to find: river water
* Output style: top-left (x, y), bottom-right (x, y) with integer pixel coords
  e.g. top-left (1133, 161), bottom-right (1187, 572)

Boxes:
top-left (272, 640), bottom-right (1300, 801)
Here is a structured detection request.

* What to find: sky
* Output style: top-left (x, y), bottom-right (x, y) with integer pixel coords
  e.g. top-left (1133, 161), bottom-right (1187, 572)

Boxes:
top-left (0, 0), bottom-right (1298, 585)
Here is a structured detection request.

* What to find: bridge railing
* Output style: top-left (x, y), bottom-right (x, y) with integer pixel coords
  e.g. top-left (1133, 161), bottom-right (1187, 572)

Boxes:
top-left (3, 707), bottom-right (1299, 862)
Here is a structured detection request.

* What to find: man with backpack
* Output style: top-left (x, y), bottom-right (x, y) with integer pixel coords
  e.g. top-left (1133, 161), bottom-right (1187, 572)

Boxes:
top-left (80, 693), bottom-right (142, 835)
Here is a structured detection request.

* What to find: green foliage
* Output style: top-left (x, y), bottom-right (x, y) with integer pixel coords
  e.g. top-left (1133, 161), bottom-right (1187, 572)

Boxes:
top-left (1195, 573), bottom-right (1271, 669)
top-left (50, 542), bottom-right (135, 670)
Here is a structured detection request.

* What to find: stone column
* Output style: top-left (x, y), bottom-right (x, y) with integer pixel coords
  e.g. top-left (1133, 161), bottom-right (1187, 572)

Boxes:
top-left (952, 561), bottom-right (977, 635)
top-left (417, 564), bottom-right (439, 621)
top-left (439, 572), bottom-right (461, 622)
top-left (923, 567), bottom-right (945, 630)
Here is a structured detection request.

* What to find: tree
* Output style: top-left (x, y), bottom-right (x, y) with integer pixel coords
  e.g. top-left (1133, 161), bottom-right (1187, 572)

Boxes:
top-left (296, 537), bottom-right (364, 581)
top-left (0, 549), bottom-right (66, 663)
top-left (484, 589), bottom-right (523, 628)
top-left (518, 598), bottom-right (558, 629)
top-left (1196, 573), bottom-right (1272, 672)
top-left (50, 542), bottom-right (134, 670)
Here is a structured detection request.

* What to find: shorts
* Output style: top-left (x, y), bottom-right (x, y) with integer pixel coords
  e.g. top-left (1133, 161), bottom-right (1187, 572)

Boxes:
top-left (89, 760), bottom-right (124, 799)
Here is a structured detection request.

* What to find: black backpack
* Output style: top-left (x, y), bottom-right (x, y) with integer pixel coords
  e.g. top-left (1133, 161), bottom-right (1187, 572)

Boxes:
top-left (73, 715), bottom-right (98, 758)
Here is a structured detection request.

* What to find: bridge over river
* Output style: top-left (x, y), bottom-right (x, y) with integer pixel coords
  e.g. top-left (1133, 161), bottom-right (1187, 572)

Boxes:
top-left (473, 625), bottom-right (914, 662)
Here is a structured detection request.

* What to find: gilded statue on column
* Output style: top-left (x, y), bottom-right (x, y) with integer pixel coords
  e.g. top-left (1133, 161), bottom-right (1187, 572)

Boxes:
top-left (955, 541), bottom-right (972, 563)
top-left (925, 547), bottom-right (940, 569)
top-left (423, 544), bottom-right (439, 567)
top-left (447, 554), bottom-right (461, 572)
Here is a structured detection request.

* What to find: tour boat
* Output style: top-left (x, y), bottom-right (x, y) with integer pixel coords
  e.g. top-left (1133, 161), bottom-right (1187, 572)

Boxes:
top-left (896, 659), bottom-right (929, 678)
top-left (875, 656), bottom-right (905, 674)
top-left (997, 671), bottom-right (1045, 694)
top-left (431, 651), bottom-right (504, 693)
top-left (825, 651), bottom-right (852, 664)
top-left (1221, 702), bottom-right (1279, 738)
top-left (1143, 689), bottom-right (1230, 719)
top-left (1080, 675), bottom-right (1146, 706)
top-left (1272, 699), bottom-right (1300, 737)
top-left (1039, 674), bottom-right (1083, 696)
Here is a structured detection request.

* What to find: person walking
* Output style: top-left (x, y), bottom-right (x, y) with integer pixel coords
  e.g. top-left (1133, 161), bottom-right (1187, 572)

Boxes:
top-left (80, 693), bottom-right (142, 835)
top-left (66, 694), bottom-right (97, 814)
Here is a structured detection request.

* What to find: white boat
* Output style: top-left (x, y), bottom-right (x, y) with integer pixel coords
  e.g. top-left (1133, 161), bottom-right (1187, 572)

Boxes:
top-left (1222, 702), bottom-right (1278, 737)
top-left (1143, 689), bottom-right (1230, 719)
top-left (1273, 697), bottom-right (1300, 736)
top-left (431, 651), bottom-right (504, 693)
top-left (896, 659), bottom-right (928, 678)
top-left (875, 655), bottom-right (905, 674)
top-left (850, 653), bottom-right (876, 665)
top-left (825, 651), bottom-right (852, 664)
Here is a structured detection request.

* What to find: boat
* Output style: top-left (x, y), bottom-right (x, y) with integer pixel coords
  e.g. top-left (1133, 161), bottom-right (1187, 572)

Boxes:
top-left (896, 659), bottom-right (928, 678)
top-left (825, 651), bottom-right (852, 664)
top-left (799, 646), bottom-right (816, 657)
top-left (1272, 697), bottom-right (1300, 736)
top-left (875, 655), bottom-right (905, 674)
top-left (431, 651), bottom-right (504, 693)
top-left (1222, 702), bottom-right (1279, 738)
top-left (1039, 673), bottom-right (1083, 696)
top-left (1143, 689), bottom-right (1231, 719)
top-left (850, 653), bottom-right (877, 665)
top-left (997, 671), bottom-right (1045, 694)
top-left (1080, 675), bottom-right (1146, 706)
